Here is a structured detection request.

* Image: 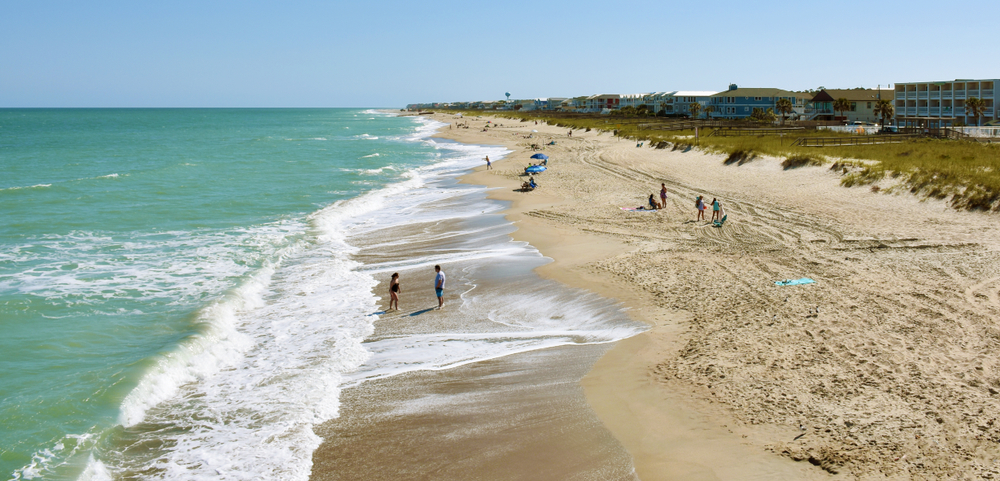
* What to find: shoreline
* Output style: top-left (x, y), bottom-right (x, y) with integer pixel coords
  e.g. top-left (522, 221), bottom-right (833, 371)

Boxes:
top-left (433, 115), bottom-right (823, 479)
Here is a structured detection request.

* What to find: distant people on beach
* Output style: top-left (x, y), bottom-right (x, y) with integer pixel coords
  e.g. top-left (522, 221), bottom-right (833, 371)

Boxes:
top-left (568, 130), bottom-right (572, 137)
top-left (648, 194), bottom-right (660, 210)
top-left (712, 198), bottom-right (721, 222)
top-left (485, 155), bottom-right (492, 170)
top-left (660, 184), bottom-right (667, 208)
top-left (434, 265), bottom-right (445, 310)
top-left (389, 273), bottom-right (401, 311)
top-left (696, 195), bottom-right (706, 221)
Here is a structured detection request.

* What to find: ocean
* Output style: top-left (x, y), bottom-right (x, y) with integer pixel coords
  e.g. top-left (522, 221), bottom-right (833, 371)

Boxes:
top-left (0, 109), bottom-right (646, 480)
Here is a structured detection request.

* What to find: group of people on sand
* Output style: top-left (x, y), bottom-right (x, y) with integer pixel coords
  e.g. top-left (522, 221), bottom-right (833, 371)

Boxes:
top-left (387, 265), bottom-right (447, 312)
top-left (695, 195), bottom-right (725, 222)
top-left (639, 185), bottom-right (726, 224)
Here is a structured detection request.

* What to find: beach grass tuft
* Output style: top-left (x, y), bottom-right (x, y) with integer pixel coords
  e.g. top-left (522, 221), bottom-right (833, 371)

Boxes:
top-left (782, 154), bottom-right (825, 170)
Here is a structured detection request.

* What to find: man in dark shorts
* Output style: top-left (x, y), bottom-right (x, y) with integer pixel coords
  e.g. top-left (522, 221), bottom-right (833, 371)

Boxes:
top-left (434, 265), bottom-right (445, 309)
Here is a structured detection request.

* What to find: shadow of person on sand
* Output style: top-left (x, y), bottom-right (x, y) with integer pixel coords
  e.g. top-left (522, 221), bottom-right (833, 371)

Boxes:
top-left (409, 308), bottom-right (436, 317)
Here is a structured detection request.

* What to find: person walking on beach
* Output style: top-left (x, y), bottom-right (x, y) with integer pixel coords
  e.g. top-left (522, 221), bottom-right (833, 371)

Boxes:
top-left (711, 198), bottom-right (721, 222)
top-left (389, 273), bottom-right (401, 311)
top-left (696, 196), bottom-right (705, 221)
top-left (485, 155), bottom-right (492, 170)
top-left (434, 265), bottom-right (445, 310)
top-left (660, 183), bottom-right (668, 208)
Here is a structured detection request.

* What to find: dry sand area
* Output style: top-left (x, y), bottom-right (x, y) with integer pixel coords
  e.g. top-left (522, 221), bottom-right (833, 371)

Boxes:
top-left (432, 113), bottom-right (1000, 479)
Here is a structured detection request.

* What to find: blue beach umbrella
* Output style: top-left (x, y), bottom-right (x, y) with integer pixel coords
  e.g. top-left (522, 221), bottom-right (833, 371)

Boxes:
top-left (530, 153), bottom-right (548, 160)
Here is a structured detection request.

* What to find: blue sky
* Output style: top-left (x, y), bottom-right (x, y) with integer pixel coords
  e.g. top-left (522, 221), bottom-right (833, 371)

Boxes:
top-left (2, 0), bottom-right (996, 108)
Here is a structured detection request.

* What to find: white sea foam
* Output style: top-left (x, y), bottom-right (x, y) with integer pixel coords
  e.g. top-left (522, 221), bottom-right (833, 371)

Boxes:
top-left (354, 134), bottom-right (378, 140)
top-left (0, 183), bottom-right (52, 192)
top-left (361, 153), bottom-right (380, 158)
top-left (96, 173), bottom-right (119, 179)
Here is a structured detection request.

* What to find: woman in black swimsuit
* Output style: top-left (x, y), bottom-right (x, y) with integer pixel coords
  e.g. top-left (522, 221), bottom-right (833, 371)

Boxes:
top-left (389, 273), bottom-right (401, 311)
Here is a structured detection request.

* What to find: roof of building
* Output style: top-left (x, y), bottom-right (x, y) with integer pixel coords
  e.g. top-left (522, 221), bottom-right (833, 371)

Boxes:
top-left (711, 88), bottom-right (800, 98)
top-left (672, 91), bottom-right (720, 97)
top-left (812, 89), bottom-right (894, 102)
top-left (587, 94), bottom-right (621, 99)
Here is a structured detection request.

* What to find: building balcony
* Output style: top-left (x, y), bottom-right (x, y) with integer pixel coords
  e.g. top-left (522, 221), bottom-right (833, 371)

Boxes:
top-left (918, 108), bottom-right (929, 116)
top-left (954, 90), bottom-right (966, 97)
top-left (931, 108), bottom-right (941, 115)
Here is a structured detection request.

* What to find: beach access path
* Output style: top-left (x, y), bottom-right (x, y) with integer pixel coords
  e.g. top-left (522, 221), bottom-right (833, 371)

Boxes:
top-left (432, 113), bottom-right (1000, 480)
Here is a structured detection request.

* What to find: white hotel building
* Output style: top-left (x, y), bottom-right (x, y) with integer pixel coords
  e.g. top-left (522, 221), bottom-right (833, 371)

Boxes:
top-left (894, 79), bottom-right (997, 127)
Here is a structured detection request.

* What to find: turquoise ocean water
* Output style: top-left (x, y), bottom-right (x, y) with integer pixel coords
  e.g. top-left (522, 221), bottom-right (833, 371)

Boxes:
top-left (0, 109), bottom-right (645, 480)
top-left (0, 109), bottom-right (448, 479)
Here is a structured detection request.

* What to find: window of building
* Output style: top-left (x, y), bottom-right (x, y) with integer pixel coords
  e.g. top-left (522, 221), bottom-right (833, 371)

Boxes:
top-left (867, 102), bottom-right (872, 109)
top-left (744, 107), bottom-right (749, 112)
top-left (850, 102), bottom-right (857, 112)
top-left (754, 97), bottom-right (762, 101)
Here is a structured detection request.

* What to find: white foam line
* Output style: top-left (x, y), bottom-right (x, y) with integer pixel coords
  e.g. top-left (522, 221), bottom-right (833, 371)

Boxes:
top-left (342, 337), bottom-right (631, 388)
top-left (357, 247), bottom-right (535, 274)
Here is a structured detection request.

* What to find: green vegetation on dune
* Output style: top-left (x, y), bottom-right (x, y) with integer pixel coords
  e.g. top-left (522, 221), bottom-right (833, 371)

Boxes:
top-left (467, 110), bottom-right (1000, 211)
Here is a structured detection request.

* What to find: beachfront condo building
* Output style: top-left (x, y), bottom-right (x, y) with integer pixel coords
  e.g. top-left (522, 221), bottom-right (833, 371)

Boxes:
top-left (808, 88), bottom-right (894, 124)
top-left (709, 85), bottom-right (808, 120)
top-left (894, 79), bottom-right (998, 127)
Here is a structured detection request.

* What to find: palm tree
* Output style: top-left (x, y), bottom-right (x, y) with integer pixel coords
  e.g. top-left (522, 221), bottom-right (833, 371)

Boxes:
top-left (833, 98), bottom-right (852, 123)
top-left (775, 98), bottom-right (794, 125)
top-left (966, 97), bottom-right (985, 126)
top-left (704, 105), bottom-right (715, 120)
top-left (873, 99), bottom-right (894, 127)
top-left (688, 102), bottom-right (702, 120)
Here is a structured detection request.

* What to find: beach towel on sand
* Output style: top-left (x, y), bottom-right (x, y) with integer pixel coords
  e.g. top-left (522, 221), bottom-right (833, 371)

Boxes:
top-left (775, 278), bottom-right (815, 286)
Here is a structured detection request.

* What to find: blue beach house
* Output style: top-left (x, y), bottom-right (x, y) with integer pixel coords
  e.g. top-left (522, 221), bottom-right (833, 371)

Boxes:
top-left (710, 84), bottom-right (807, 120)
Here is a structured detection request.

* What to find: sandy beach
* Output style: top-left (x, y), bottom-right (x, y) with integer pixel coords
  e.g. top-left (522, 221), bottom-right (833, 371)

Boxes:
top-left (420, 113), bottom-right (1000, 479)
top-left (309, 112), bottom-right (1000, 480)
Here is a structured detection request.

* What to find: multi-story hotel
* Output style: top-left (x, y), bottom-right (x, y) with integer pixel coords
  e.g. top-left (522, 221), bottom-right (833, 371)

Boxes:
top-left (894, 79), bottom-right (998, 127)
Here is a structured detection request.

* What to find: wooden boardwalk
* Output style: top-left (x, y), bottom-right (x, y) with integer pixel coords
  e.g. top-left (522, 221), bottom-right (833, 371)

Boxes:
top-left (790, 135), bottom-right (920, 147)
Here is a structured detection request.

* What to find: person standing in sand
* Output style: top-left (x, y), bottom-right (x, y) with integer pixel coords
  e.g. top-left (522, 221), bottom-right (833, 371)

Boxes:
top-left (711, 198), bottom-right (721, 222)
top-left (434, 265), bottom-right (445, 310)
top-left (696, 195), bottom-right (705, 221)
top-left (484, 155), bottom-right (492, 170)
top-left (389, 273), bottom-right (401, 311)
top-left (660, 184), bottom-right (667, 208)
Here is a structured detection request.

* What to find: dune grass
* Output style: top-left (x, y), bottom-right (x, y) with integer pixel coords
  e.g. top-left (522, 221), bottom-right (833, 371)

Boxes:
top-left (464, 110), bottom-right (1000, 211)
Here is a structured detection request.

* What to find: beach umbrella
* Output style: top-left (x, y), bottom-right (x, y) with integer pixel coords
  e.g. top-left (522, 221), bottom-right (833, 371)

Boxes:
top-left (531, 129), bottom-right (538, 132)
top-left (530, 153), bottom-right (548, 160)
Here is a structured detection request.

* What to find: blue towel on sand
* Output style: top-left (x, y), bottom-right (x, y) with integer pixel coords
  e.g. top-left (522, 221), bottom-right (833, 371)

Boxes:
top-left (775, 278), bottom-right (815, 286)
